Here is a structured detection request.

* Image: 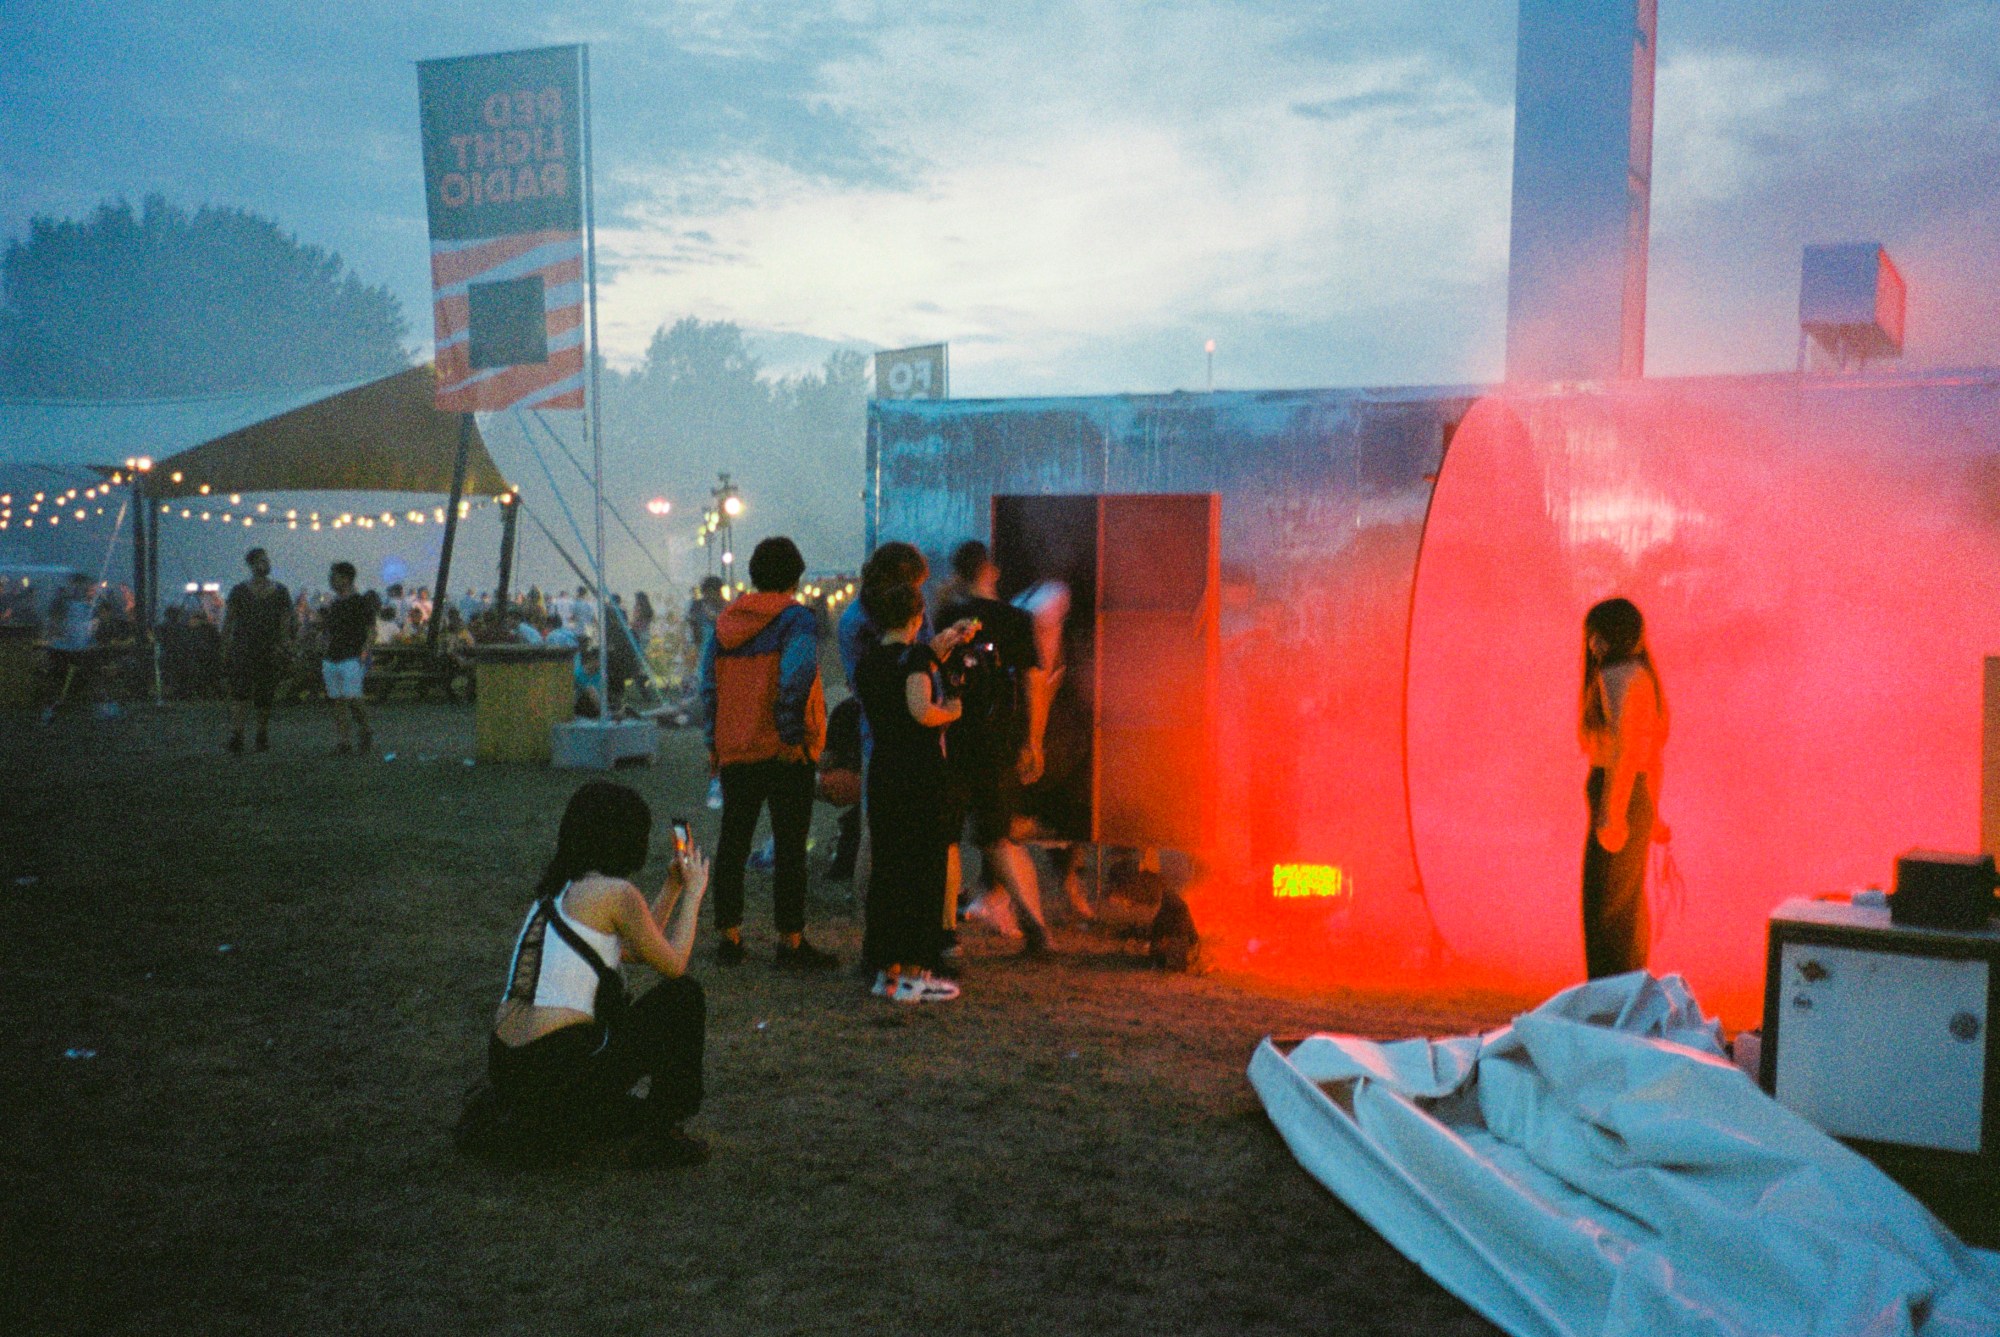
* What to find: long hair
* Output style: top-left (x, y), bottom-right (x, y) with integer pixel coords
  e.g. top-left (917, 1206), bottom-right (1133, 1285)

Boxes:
top-left (533, 782), bottom-right (652, 897)
top-left (1580, 597), bottom-right (1667, 735)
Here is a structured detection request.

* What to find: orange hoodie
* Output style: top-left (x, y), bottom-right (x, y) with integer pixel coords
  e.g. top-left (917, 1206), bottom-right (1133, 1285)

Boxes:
top-left (698, 591), bottom-right (826, 766)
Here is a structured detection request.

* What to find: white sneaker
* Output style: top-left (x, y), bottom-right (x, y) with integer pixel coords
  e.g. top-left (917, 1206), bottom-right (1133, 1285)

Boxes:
top-left (890, 969), bottom-right (960, 1004)
top-left (870, 969), bottom-right (896, 998)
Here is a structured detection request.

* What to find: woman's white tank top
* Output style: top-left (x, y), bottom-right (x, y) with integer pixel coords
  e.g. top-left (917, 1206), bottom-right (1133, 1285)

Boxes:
top-left (504, 885), bottom-right (622, 1014)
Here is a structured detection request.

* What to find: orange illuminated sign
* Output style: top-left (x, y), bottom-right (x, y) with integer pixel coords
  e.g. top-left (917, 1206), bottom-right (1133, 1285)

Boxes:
top-left (1272, 864), bottom-right (1348, 900)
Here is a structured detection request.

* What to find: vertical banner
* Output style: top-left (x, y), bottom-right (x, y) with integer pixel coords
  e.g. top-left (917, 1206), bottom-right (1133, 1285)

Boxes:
top-left (418, 45), bottom-right (586, 411)
top-left (873, 343), bottom-right (949, 400)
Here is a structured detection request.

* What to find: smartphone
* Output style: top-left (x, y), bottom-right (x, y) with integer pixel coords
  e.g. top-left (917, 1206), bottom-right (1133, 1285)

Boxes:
top-left (671, 818), bottom-right (693, 859)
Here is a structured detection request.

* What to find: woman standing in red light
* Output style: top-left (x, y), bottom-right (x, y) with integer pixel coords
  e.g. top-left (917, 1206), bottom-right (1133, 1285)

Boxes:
top-left (1579, 597), bottom-right (1670, 979)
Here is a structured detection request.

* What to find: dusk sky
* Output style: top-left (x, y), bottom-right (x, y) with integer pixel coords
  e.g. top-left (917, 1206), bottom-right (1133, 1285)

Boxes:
top-left (5, 1), bottom-right (1996, 395)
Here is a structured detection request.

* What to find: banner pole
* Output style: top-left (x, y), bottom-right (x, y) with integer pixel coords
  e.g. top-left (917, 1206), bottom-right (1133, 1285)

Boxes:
top-left (581, 43), bottom-right (610, 680)
top-left (429, 412), bottom-right (473, 653)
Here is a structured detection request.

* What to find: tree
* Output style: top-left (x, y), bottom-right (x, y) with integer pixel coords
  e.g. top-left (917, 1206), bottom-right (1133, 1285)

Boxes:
top-left (0, 195), bottom-right (408, 399)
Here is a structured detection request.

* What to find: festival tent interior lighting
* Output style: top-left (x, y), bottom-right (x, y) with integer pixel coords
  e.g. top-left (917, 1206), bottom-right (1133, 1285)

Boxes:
top-left (0, 364), bottom-right (512, 620)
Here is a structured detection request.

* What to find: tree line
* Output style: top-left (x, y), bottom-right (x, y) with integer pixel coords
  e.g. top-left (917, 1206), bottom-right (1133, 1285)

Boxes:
top-left (1, 196), bottom-right (868, 571)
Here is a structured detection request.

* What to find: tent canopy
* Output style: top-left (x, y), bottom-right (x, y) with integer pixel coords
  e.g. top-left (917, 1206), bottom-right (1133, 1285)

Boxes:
top-left (0, 365), bottom-right (509, 499)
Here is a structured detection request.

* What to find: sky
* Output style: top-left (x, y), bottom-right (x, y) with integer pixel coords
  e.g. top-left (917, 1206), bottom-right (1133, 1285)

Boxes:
top-left (3, 0), bottom-right (1997, 397)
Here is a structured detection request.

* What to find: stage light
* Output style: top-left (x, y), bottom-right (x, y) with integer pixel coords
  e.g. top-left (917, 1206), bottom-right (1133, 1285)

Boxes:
top-left (229, 494), bottom-right (241, 505)
top-left (199, 484), bottom-right (210, 495)
top-left (722, 495), bottom-right (743, 518)
top-left (647, 497), bottom-right (672, 517)
top-left (257, 503), bottom-right (268, 514)
top-left (171, 472), bottom-right (183, 484)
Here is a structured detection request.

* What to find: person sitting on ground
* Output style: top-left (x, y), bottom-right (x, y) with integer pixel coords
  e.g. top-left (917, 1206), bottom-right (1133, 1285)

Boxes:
top-left (484, 781), bottom-right (712, 1167)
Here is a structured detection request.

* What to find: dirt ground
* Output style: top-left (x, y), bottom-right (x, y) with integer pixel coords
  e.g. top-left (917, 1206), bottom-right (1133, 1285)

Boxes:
top-left (2, 698), bottom-right (1556, 1336)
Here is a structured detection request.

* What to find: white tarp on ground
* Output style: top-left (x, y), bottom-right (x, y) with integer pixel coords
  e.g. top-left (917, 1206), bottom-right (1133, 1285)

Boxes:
top-left (1248, 973), bottom-right (2000, 1336)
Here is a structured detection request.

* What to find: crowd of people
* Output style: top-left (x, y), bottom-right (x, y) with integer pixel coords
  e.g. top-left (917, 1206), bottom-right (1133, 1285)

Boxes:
top-left (13, 548), bottom-right (857, 756)
top-left (461, 528), bottom-right (1081, 1169)
top-left (690, 530), bottom-right (1081, 1007)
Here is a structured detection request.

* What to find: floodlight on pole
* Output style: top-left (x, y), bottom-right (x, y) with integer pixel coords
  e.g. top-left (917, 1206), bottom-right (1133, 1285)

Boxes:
top-left (646, 497), bottom-right (672, 517)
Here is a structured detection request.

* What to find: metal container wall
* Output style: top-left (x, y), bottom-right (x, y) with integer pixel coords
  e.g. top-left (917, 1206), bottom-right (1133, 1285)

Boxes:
top-left (1408, 372), bottom-right (2000, 1020)
top-left (871, 371), bottom-right (2000, 1020)
top-left (870, 387), bottom-right (1471, 979)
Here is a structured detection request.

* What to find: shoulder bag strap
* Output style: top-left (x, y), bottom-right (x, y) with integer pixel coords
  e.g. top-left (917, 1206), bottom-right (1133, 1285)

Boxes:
top-left (540, 894), bottom-right (627, 1014)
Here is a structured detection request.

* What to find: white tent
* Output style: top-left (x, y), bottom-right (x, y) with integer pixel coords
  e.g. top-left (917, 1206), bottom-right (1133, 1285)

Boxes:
top-left (1250, 973), bottom-right (2000, 1336)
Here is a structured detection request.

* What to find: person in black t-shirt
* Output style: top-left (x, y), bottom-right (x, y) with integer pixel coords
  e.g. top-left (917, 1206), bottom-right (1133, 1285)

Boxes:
top-left (222, 547), bottom-right (295, 753)
top-left (321, 561), bottom-right (380, 755)
top-left (936, 541), bottom-right (1055, 955)
top-left (854, 582), bottom-right (978, 1002)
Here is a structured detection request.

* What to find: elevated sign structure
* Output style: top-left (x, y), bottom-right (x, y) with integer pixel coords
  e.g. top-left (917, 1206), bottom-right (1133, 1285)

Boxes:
top-left (418, 45), bottom-right (587, 412)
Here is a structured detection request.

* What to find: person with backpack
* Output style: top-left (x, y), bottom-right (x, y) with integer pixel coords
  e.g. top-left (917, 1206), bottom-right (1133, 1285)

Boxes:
top-left (936, 541), bottom-right (1055, 956)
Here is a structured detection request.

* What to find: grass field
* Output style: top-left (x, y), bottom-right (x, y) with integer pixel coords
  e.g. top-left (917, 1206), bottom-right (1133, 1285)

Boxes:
top-left (4, 698), bottom-right (1552, 1336)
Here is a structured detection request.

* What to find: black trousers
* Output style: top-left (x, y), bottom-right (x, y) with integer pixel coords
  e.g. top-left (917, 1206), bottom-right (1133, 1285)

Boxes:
top-left (714, 758), bottom-right (816, 935)
top-left (1582, 769), bottom-right (1652, 979)
top-left (862, 776), bottom-right (950, 972)
top-left (828, 805), bottom-right (861, 879)
top-left (488, 974), bottom-right (706, 1138)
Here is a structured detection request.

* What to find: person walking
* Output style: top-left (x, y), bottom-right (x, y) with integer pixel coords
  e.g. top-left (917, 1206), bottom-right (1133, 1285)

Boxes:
top-left (937, 541), bottom-right (1056, 956)
top-left (698, 537), bottom-right (836, 970)
top-left (321, 561), bottom-right (380, 755)
top-left (40, 572), bottom-right (102, 723)
top-left (222, 547), bottom-right (295, 753)
top-left (1578, 597), bottom-right (1670, 979)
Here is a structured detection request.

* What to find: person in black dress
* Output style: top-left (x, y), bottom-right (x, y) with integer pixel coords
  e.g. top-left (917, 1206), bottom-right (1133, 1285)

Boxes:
top-left (854, 581), bottom-right (978, 1003)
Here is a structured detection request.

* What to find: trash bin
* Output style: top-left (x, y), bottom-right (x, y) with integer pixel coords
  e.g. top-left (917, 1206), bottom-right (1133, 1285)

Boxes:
top-left (0, 626), bottom-right (39, 709)
top-left (469, 645), bottom-right (576, 763)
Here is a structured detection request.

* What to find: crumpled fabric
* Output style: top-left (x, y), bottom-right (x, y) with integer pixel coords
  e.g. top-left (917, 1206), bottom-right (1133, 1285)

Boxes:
top-left (1248, 971), bottom-right (2000, 1337)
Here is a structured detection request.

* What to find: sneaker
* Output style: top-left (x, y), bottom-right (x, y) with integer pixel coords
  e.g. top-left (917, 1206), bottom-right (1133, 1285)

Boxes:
top-left (628, 1126), bottom-right (710, 1168)
top-left (39, 705), bottom-right (55, 725)
top-left (95, 701), bottom-right (123, 720)
top-left (870, 969), bottom-right (897, 998)
top-left (716, 936), bottom-right (748, 967)
top-left (890, 969), bottom-right (960, 1004)
top-left (774, 938), bottom-right (839, 972)
top-left (1020, 924), bottom-right (1055, 959)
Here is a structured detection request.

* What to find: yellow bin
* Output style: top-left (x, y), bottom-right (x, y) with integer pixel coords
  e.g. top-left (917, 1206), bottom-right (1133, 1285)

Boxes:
top-left (471, 646), bottom-right (576, 763)
top-left (0, 627), bottom-right (40, 709)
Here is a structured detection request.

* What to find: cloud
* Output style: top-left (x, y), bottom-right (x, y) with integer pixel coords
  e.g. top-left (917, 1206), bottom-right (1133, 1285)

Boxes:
top-left (595, 5), bottom-right (1515, 390)
top-left (3, 0), bottom-right (1996, 394)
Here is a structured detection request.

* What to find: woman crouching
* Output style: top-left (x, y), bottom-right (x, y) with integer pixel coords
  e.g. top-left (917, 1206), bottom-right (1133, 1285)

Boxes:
top-left (486, 781), bottom-right (711, 1167)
